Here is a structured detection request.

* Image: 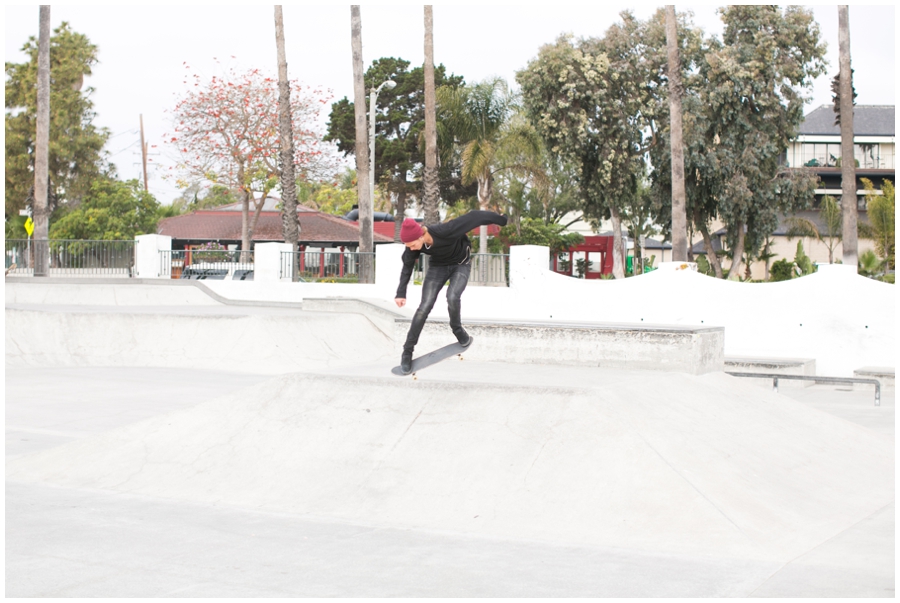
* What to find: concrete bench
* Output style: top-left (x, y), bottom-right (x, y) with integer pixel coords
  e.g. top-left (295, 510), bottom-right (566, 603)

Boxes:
top-left (403, 318), bottom-right (724, 375)
top-left (725, 356), bottom-right (816, 389)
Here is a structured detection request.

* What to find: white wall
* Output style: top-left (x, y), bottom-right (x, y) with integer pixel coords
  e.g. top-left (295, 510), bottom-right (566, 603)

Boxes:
top-left (181, 243), bottom-right (897, 377)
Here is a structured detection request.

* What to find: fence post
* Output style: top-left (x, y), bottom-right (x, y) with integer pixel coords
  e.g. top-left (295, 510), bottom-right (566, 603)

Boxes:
top-left (255, 242), bottom-right (291, 282)
top-left (134, 234), bottom-right (171, 279)
top-left (375, 243), bottom-right (404, 294)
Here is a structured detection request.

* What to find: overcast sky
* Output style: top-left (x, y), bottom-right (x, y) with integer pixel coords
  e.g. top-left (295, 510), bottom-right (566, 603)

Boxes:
top-left (5, 4), bottom-right (896, 205)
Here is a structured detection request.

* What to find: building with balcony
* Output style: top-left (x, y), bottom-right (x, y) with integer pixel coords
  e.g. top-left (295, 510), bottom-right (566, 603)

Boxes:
top-left (784, 104), bottom-right (895, 207)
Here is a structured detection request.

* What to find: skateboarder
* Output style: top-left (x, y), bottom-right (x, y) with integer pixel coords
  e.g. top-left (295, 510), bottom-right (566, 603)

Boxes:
top-left (395, 210), bottom-right (508, 374)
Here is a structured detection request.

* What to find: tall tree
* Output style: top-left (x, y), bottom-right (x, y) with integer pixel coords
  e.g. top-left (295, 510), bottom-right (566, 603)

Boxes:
top-left (644, 9), bottom-right (724, 276)
top-left (519, 20), bottom-right (663, 279)
top-left (708, 6), bottom-right (826, 279)
top-left (665, 5), bottom-right (688, 262)
top-left (325, 57), bottom-right (463, 240)
top-left (168, 64), bottom-right (333, 260)
top-left (274, 5), bottom-right (300, 280)
top-left (350, 5), bottom-right (373, 283)
top-left (423, 6), bottom-right (440, 227)
top-left (438, 78), bottom-right (543, 257)
top-left (5, 21), bottom-right (110, 220)
top-left (33, 5), bottom-right (51, 276)
top-left (837, 6), bottom-right (857, 267)
top-left (49, 177), bottom-right (160, 240)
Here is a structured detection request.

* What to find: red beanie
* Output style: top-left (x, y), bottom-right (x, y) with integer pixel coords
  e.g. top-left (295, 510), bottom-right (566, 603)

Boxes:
top-left (400, 218), bottom-right (424, 243)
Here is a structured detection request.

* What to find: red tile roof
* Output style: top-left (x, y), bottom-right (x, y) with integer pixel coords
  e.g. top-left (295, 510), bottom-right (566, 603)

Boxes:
top-left (158, 208), bottom-right (393, 245)
top-left (357, 221), bottom-right (501, 241)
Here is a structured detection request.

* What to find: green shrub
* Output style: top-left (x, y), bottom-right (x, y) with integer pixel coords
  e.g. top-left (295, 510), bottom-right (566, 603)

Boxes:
top-left (793, 241), bottom-right (814, 276)
top-left (770, 259), bottom-right (793, 281)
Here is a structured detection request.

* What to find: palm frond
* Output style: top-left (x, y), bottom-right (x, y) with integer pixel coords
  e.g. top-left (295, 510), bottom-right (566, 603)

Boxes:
top-left (461, 139), bottom-right (494, 185)
top-left (784, 217), bottom-right (820, 241)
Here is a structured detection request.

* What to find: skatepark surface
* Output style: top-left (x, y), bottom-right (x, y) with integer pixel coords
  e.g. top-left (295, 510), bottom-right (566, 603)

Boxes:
top-left (5, 282), bottom-right (895, 597)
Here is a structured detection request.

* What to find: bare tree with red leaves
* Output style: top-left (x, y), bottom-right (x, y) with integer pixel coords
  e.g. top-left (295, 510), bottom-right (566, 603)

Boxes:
top-left (167, 61), bottom-right (338, 258)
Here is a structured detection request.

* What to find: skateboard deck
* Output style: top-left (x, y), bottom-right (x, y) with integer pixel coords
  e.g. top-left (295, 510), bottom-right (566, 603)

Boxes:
top-left (391, 338), bottom-right (474, 376)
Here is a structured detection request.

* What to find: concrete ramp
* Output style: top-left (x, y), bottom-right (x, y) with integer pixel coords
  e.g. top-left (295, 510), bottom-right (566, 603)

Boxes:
top-left (7, 370), bottom-right (892, 563)
top-left (5, 307), bottom-right (393, 374)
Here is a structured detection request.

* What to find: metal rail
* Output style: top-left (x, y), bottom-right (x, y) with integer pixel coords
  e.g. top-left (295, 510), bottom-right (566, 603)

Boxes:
top-left (725, 372), bottom-right (883, 406)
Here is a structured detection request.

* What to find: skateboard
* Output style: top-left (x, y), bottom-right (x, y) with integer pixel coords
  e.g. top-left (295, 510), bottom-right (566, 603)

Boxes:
top-left (391, 338), bottom-right (474, 377)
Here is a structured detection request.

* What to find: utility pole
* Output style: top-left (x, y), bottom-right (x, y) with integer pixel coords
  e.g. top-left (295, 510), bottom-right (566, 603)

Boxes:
top-left (139, 114), bottom-right (149, 191)
top-left (34, 5), bottom-right (51, 277)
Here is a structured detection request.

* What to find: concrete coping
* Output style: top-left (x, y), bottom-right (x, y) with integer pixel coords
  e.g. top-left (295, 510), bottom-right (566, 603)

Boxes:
top-left (854, 367), bottom-right (895, 378)
top-left (726, 357), bottom-right (816, 369)
top-left (397, 316), bottom-right (725, 335)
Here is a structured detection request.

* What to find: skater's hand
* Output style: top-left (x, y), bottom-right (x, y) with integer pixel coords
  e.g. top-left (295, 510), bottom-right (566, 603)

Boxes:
top-left (395, 298), bottom-right (406, 308)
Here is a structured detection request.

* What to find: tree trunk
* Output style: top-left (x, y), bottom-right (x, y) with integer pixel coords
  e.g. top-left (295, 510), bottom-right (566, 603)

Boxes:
top-left (240, 185), bottom-right (251, 263)
top-left (695, 210), bottom-right (723, 278)
top-left (687, 221), bottom-right (695, 262)
top-left (275, 6), bottom-right (300, 281)
top-left (249, 193), bottom-right (268, 249)
top-left (476, 172), bottom-right (493, 255)
top-left (422, 5), bottom-right (440, 227)
top-left (394, 187), bottom-right (407, 242)
top-left (609, 205), bottom-right (625, 279)
top-left (728, 222), bottom-right (746, 280)
top-left (838, 6), bottom-right (857, 267)
top-left (665, 5), bottom-right (688, 262)
top-left (33, 5), bottom-right (51, 277)
top-left (350, 6), bottom-right (374, 282)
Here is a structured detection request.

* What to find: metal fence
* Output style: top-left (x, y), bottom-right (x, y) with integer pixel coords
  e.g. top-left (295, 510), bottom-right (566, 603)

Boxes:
top-left (159, 249), bottom-right (255, 280)
top-left (280, 250), bottom-right (375, 282)
top-left (5, 239), bottom-right (136, 277)
top-left (470, 253), bottom-right (509, 286)
top-left (412, 254), bottom-right (508, 286)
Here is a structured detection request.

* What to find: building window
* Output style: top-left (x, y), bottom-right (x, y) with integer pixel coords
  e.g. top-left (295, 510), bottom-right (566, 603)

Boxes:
top-left (799, 143), bottom-right (841, 167)
top-left (798, 142), bottom-right (895, 169)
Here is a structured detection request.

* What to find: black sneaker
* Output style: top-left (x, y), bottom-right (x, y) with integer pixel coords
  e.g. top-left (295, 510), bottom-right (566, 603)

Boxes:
top-left (458, 331), bottom-right (473, 348)
top-left (400, 352), bottom-right (413, 374)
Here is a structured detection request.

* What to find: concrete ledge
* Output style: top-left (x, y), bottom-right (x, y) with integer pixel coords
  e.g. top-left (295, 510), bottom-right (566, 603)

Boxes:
top-left (399, 318), bottom-right (724, 375)
top-left (854, 367), bottom-right (895, 392)
top-left (302, 297), bottom-right (404, 338)
top-left (725, 356), bottom-right (816, 389)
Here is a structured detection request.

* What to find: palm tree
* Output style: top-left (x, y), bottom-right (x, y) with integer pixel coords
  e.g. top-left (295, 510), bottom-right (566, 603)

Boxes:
top-left (857, 249), bottom-right (883, 278)
top-left (437, 79), bottom-right (543, 255)
top-left (422, 6), bottom-right (440, 226)
top-left (350, 6), bottom-right (373, 282)
top-left (274, 6), bottom-right (300, 280)
top-left (665, 5), bottom-right (688, 261)
top-left (837, 6), bottom-right (857, 266)
top-left (785, 195), bottom-right (843, 263)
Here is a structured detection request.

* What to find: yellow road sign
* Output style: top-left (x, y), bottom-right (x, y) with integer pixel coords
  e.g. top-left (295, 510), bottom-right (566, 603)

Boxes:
top-left (24, 217), bottom-right (34, 236)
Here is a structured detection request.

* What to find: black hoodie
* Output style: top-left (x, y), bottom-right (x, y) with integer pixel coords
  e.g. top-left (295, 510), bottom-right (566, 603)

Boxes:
top-left (395, 210), bottom-right (507, 298)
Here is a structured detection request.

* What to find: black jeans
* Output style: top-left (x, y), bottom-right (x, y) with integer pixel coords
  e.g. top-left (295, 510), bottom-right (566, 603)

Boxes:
top-left (403, 263), bottom-right (471, 354)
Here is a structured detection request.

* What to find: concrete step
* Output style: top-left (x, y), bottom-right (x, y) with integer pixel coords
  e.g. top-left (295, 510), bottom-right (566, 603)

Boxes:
top-left (725, 356), bottom-right (816, 389)
top-left (854, 367), bottom-right (895, 392)
top-left (401, 318), bottom-right (724, 375)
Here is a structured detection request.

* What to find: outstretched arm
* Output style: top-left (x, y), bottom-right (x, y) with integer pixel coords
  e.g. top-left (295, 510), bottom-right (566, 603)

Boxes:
top-left (429, 210), bottom-right (508, 240)
top-left (395, 247), bottom-right (420, 299)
